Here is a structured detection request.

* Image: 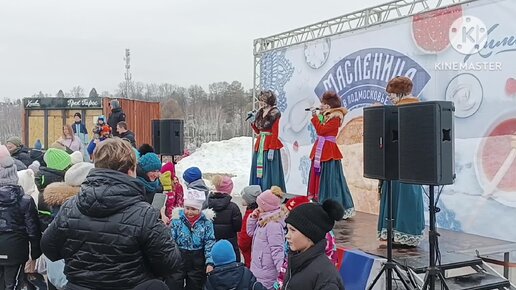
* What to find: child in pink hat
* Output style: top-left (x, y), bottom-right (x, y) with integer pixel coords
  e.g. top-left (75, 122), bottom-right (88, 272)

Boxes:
top-left (206, 175), bottom-right (242, 263)
top-left (246, 186), bottom-right (286, 289)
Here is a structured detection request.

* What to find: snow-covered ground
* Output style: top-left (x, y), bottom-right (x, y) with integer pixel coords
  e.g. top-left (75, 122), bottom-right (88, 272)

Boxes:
top-left (176, 137), bottom-right (253, 196)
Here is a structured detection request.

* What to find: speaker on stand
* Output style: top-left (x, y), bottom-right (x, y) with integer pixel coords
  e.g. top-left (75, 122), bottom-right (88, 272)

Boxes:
top-left (398, 101), bottom-right (455, 290)
top-left (152, 119), bottom-right (184, 157)
top-left (363, 105), bottom-right (414, 290)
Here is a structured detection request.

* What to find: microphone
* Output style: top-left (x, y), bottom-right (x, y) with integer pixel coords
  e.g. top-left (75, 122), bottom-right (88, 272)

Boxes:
top-left (304, 107), bottom-right (321, 111)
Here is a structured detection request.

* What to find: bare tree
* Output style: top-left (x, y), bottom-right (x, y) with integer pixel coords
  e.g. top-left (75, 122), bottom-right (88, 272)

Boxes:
top-left (69, 86), bottom-right (85, 98)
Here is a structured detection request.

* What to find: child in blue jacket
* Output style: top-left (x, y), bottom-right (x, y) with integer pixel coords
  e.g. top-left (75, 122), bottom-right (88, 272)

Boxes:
top-left (167, 189), bottom-right (216, 290)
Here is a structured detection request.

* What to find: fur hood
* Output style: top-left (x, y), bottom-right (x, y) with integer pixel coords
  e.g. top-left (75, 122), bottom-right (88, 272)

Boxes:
top-left (258, 207), bottom-right (287, 227)
top-left (397, 96), bottom-right (420, 105)
top-left (322, 107), bottom-right (348, 125)
top-left (44, 182), bottom-right (80, 207)
top-left (254, 107), bottom-right (281, 130)
top-left (172, 207), bottom-right (216, 221)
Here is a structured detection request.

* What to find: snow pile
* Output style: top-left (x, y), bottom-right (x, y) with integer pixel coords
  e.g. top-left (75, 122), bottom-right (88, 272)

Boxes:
top-left (176, 137), bottom-right (253, 196)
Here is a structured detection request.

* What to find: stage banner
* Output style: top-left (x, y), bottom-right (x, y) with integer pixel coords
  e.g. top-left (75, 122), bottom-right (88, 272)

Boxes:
top-left (259, 0), bottom-right (516, 242)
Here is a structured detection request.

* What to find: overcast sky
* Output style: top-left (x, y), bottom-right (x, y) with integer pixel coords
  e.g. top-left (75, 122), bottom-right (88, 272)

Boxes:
top-left (0, 0), bottom-right (386, 99)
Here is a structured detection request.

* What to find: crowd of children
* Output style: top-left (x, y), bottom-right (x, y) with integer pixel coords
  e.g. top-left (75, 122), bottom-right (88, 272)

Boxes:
top-left (1, 130), bottom-right (345, 290)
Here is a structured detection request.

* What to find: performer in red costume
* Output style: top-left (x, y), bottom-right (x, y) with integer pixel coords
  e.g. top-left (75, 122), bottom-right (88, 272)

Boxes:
top-left (248, 90), bottom-right (286, 192)
top-left (308, 91), bottom-right (355, 219)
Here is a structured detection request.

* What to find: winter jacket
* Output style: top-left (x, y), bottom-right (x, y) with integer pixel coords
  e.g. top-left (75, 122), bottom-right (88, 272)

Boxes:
top-left (170, 207), bottom-right (216, 266)
top-left (119, 130), bottom-right (137, 148)
top-left (108, 108), bottom-right (126, 137)
top-left (251, 107), bottom-right (283, 152)
top-left (35, 166), bottom-right (66, 192)
top-left (43, 182), bottom-right (78, 218)
top-left (13, 158), bottom-right (27, 171)
top-left (86, 137), bottom-right (107, 156)
top-left (11, 145), bottom-right (33, 167)
top-left (309, 108), bottom-right (346, 161)
top-left (43, 182), bottom-right (77, 288)
top-left (56, 137), bottom-right (82, 152)
top-left (40, 168), bottom-right (181, 290)
top-left (205, 262), bottom-right (267, 290)
top-left (0, 184), bottom-right (41, 265)
top-left (277, 231), bottom-right (338, 288)
top-left (207, 192), bottom-right (242, 261)
top-left (136, 165), bottom-right (163, 204)
top-left (238, 207), bottom-right (255, 268)
top-left (161, 174), bottom-right (184, 218)
top-left (247, 208), bottom-right (286, 289)
top-left (72, 122), bottom-right (89, 145)
top-left (282, 240), bottom-right (344, 290)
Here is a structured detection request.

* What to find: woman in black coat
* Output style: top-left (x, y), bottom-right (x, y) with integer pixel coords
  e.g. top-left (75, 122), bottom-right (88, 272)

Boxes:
top-left (282, 200), bottom-right (345, 290)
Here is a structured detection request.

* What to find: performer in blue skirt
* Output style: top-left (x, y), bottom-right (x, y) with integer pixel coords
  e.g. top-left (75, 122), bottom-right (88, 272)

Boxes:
top-left (307, 91), bottom-right (355, 219)
top-left (248, 90), bottom-right (286, 192)
top-left (377, 76), bottom-right (425, 247)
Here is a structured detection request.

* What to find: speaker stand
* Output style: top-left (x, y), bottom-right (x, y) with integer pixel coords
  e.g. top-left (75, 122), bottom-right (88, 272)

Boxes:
top-left (368, 180), bottom-right (414, 290)
top-left (421, 185), bottom-right (449, 290)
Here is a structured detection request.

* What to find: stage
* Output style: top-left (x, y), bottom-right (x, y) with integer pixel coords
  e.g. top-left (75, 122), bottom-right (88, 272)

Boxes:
top-left (333, 212), bottom-right (516, 279)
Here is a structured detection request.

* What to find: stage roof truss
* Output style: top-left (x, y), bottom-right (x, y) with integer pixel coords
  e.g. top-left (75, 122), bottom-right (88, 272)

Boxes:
top-left (253, 0), bottom-right (477, 56)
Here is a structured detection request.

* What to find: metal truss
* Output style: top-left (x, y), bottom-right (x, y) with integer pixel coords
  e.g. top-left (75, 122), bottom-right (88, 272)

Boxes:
top-left (253, 0), bottom-right (478, 56)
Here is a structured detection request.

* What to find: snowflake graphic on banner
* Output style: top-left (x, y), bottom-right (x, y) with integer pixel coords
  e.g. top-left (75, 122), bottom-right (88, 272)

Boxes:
top-left (260, 49), bottom-right (294, 112)
top-left (423, 191), bottom-right (462, 232)
top-left (298, 156), bottom-right (312, 185)
top-left (307, 124), bottom-right (317, 143)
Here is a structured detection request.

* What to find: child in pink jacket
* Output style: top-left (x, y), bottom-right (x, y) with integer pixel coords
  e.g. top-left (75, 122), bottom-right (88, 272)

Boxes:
top-left (246, 186), bottom-right (286, 289)
top-left (160, 162), bottom-right (184, 219)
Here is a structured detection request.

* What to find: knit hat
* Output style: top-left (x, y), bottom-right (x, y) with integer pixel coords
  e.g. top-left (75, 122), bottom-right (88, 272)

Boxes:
top-left (160, 162), bottom-right (176, 177)
top-left (286, 199), bottom-right (344, 244)
top-left (28, 161), bottom-right (41, 174)
top-left (70, 151), bottom-right (83, 165)
top-left (97, 115), bottom-right (105, 122)
top-left (44, 148), bottom-right (72, 171)
top-left (285, 195), bottom-right (311, 212)
top-left (212, 175), bottom-right (233, 194)
top-left (17, 169), bottom-right (39, 205)
top-left (211, 239), bottom-right (236, 266)
top-left (256, 186), bottom-right (284, 212)
top-left (160, 171), bottom-right (173, 192)
top-left (74, 112), bottom-right (81, 118)
top-left (138, 153), bottom-right (162, 173)
top-left (183, 167), bottom-right (202, 184)
top-left (241, 185), bottom-right (261, 206)
top-left (6, 136), bottom-right (22, 148)
top-left (65, 162), bottom-right (94, 187)
top-left (0, 145), bottom-right (18, 184)
top-left (184, 188), bottom-right (206, 210)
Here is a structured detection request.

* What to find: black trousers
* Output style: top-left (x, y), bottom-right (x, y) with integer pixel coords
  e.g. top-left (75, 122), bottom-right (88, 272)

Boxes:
top-left (0, 264), bottom-right (24, 290)
top-left (166, 250), bottom-right (206, 290)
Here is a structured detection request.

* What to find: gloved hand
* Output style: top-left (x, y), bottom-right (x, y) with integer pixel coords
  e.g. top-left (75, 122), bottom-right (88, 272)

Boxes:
top-left (246, 110), bottom-right (257, 122)
top-left (268, 149), bottom-right (275, 161)
top-left (30, 240), bottom-right (42, 260)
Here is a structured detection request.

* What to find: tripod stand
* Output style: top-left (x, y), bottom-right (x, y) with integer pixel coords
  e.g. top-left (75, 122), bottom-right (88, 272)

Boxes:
top-left (421, 185), bottom-right (449, 290)
top-left (368, 180), bottom-right (414, 290)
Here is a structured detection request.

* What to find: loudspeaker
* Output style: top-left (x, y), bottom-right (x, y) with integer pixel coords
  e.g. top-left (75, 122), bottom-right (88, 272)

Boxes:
top-left (152, 120), bottom-right (161, 154)
top-left (157, 119), bottom-right (184, 156)
top-left (363, 105), bottom-right (399, 180)
top-left (398, 101), bottom-right (455, 185)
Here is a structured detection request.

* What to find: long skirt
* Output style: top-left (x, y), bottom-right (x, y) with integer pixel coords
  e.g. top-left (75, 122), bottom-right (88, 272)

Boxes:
top-left (377, 180), bottom-right (425, 246)
top-left (249, 150), bottom-right (287, 193)
top-left (308, 160), bottom-right (355, 219)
